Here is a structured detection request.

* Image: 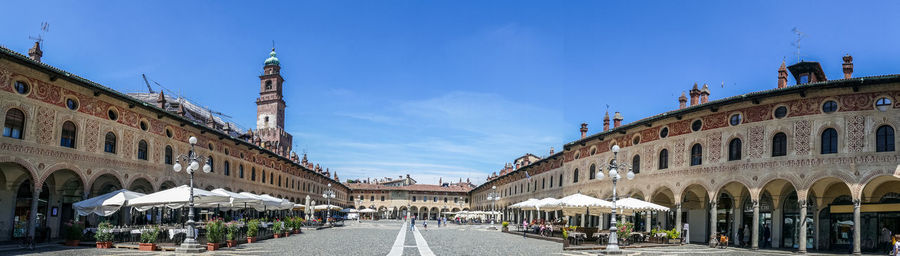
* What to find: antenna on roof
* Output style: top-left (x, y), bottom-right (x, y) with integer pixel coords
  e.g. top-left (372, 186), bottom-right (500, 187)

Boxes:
top-left (791, 27), bottom-right (805, 62)
top-left (28, 22), bottom-right (49, 44)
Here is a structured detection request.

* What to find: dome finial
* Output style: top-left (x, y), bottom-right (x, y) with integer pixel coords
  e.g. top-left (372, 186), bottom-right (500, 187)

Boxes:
top-left (264, 46), bottom-right (280, 66)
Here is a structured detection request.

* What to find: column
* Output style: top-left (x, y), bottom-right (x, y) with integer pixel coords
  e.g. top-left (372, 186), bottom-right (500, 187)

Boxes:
top-left (28, 185), bottom-right (41, 243)
top-left (675, 204), bottom-right (682, 238)
top-left (733, 203), bottom-right (741, 246)
top-left (645, 211), bottom-right (652, 232)
top-left (581, 214), bottom-right (586, 227)
top-left (798, 199), bottom-right (807, 253)
top-left (709, 201), bottom-right (717, 247)
top-left (814, 208), bottom-right (820, 251)
top-left (852, 199), bottom-right (861, 255)
top-left (752, 200), bottom-right (759, 250)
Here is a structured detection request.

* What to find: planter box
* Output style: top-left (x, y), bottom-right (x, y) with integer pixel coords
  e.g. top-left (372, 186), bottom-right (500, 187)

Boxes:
top-left (65, 240), bottom-right (80, 246)
top-left (669, 238), bottom-right (681, 244)
top-left (226, 240), bottom-right (237, 247)
top-left (502, 226), bottom-right (509, 232)
top-left (207, 242), bottom-right (220, 251)
top-left (247, 237), bottom-right (257, 243)
top-left (95, 241), bottom-right (113, 249)
top-left (138, 243), bottom-right (157, 251)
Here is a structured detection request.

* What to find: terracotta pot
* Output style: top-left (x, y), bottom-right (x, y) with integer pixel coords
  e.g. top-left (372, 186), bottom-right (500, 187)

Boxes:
top-left (95, 241), bottom-right (113, 248)
top-left (138, 243), bottom-right (156, 251)
top-left (65, 240), bottom-right (80, 246)
top-left (274, 233), bottom-right (282, 238)
top-left (293, 229), bottom-right (300, 234)
top-left (285, 232), bottom-right (290, 237)
top-left (247, 237), bottom-right (257, 243)
top-left (207, 242), bottom-right (220, 251)
top-left (502, 226), bottom-right (509, 232)
top-left (226, 240), bottom-right (237, 247)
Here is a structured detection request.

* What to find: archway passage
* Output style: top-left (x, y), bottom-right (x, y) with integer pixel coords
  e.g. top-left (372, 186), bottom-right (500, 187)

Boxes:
top-left (859, 175), bottom-right (900, 252)
top-left (680, 184), bottom-right (710, 244)
top-left (89, 174), bottom-right (123, 225)
top-left (1, 162), bottom-right (39, 241)
top-left (716, 181), bottom-right (751, 247)
top-left (43, 169), bottom-right (86, 239)
top-left (650, 187), bottom-right (676, 231)
top-left (810, 177), bottom-right (852, 251)
top-left (159, 180), bottom-right (177, 191)
top-left (128, 178), bottom-right (154, 194)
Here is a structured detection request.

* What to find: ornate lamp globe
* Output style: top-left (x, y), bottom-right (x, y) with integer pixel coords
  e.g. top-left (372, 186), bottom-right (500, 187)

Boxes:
top-left (189, 136), bottom-right (198, 145)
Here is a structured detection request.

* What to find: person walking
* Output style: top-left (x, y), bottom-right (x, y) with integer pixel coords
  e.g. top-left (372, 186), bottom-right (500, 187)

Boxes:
top-left (410, 216), bottom-right (416, 231)
top-left (523, 220), bottom-right (528, 238)
top-left (763, 224), bottom-right (771, 248)
top-left (882, 226), bottom-right (893, 254)
top-left (742, 224), bottom-right (750, 248)
top-left (892, 234), bottom-right (900, 256)
top-left (423, 219), bottom-right (427, 230)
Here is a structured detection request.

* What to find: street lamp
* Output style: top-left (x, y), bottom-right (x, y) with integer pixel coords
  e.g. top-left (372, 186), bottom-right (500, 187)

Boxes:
top-left (323, 183), bottom-right (335, 225)
top-left (172, 136), bottom-right (212, 253)
top-left (487, 186), bottom-right (500, 227)
top-left (597, 144), bottom-right (635, 254)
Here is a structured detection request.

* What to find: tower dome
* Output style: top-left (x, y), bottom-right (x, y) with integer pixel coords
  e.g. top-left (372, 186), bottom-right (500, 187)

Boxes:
top-left (264, 48), bottom-right (280, 66)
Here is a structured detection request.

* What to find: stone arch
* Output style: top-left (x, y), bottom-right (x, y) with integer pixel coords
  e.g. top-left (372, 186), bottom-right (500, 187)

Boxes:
top-left (159, 180), bottom-right (177, 191)
top-left (86, 169), bottom-right (125, 194)
top-left (38, 162), bottom-right (86, 187)
top-left (0, 156), bottom-right (39, 190)
top-left (88, 173), bottom-right (123, 197)
top-left (861, 174), bottom-right (900, 203)
top-left (128, 177), bottom-right (154, 194)
top-left (126, 173), bottom-right (155, 192)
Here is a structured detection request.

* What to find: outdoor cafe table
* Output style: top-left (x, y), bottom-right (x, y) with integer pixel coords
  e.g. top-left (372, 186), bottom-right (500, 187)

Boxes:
top-left (568, 231), bottom-right (586, 245)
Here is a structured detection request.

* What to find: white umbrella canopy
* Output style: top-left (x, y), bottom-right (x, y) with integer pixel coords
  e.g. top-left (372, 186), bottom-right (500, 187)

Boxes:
top-left (259, 194), bottom-right (294, 210)
top-left (239, 192), bottom-right (282, 211)
top-left (555, 193), bottom-right (615, 216)
top-left (523, 197), bottom-right (562, 211)
top-left (73, 189), bottom-right (146, 216)
top-left (510, 198), bottom-right (540, 209)
top-left (359, 208), bottom-right (377, 213)
top-left (209, 189), bottom-right (259, 209)
top-left (313, 204), bottom-right (343, 211)
top-left (341, 208), bottom-right (358, 213)
top-left (129, 185), bottom-right (229, 211)
top-left (613, 198), bottom-right (670, 212)
top-left (293, 204), bottom-right (307, 210)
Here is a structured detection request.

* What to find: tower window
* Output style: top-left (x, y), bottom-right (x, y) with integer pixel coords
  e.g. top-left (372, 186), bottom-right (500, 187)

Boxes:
top-left (3, 109), bottom-right (25, 139)
top-left (772, 133), bottom-right (787, 157)
top-left (60, 121), bottom-right (77, 148)
top-left (876, 125), bottom-right (895, 152)
top-left (821, 128), bottom-right (838, 154)
top-left (104, 132), bottom-right (117, 153)
top-left (265, 80), bottom-right (272, 90)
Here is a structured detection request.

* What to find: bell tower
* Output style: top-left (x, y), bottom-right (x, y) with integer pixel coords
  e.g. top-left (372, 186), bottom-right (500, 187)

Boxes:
top-left (256, 48), bottom-right (292, 155)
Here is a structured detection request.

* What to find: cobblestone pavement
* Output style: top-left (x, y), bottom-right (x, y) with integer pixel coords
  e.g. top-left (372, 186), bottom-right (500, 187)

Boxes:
top-left (1, 222), bottom-right (875, 255)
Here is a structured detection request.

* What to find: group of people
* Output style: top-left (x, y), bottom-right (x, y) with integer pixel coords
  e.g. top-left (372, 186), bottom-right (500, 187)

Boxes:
top-left (407, 216), bottom-right (449, 231)
top-left (882, 226), bottom-right (900, 255)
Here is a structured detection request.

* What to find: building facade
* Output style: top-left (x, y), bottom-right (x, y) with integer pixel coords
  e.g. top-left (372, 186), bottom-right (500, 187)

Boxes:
top-left (0, 43), bottom-right (350, 242)
top-left (347, 176), bottom-right (472, 220)
top-left (470, 57), bottom-right (900, 253)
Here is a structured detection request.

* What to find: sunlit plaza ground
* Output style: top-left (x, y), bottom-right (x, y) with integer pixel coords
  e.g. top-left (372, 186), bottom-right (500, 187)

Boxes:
top-left (2, 220), bottom-right (886, 256)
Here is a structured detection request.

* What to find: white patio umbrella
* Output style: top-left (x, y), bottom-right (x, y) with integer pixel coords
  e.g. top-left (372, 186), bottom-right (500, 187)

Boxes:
top-left (612, 198), bottom-right (670, 213)
top-left (510, 198), bottom-right (540, 209)
top-left (129, 185), bottom-right (229, 211)
top-left (73, 189), bottom-right (146, 216)
top-left (293, 204), bottom-right (307, 210)
top-left (259, 194), bottom-right (294, 210)
top-left (313, 204), bottom-right (343, 211)
top-left (239, 192), bottom-right (283, 211)
top-left (359, 208), bottom-right (377, 213)
top-left (341, 208), bottom-right (358, 213)
top-left (209, 188), bottom-right (259, 209)
top-left (554, 193), bottom-right (615, 220)
top-left (523, 197), bottom-right (562, 211)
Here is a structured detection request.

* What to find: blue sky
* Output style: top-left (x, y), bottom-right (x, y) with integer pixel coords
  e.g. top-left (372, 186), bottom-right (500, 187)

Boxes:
top-left (2, 1), bottom-right (899, 185)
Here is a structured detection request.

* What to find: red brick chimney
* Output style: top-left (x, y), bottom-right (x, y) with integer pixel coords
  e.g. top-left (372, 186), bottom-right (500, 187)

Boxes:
top-left (580, 123), bottom-right (588, 139)
top-left (28, 41), bottom-right (42, 62)
top-left (778, 61), bottom-right (788, 88)
top-left (613, 112), bottom-right (623, 128)
top-left (156, 91), bottom-right (167, 109)
top-left (689, 83), bottom-right (700, 106)
top-left (700, 84), bottom-right (710, 104)
top-left (603, 111), bottom-right (610, 131)
top-left (842, 54), bottom-right (853, 79)
top-left (678, 92), bottom-right (687, 109)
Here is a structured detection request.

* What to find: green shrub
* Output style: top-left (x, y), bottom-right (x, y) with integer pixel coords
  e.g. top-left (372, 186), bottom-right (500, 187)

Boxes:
top-left (273, 220), bottom-right (284, 234)
top-left (615, 222), bottom-right (634, 240)
top-left (206, 220), bottom-right (225, 243)
top-left (226, 222), bottom-right (239, 241)
top-left (94, 221), bottom-right (114, 242)
top-left (501, 221), bottom-right (509, 227)
top-left (140, 226), bottom-right (159, 244)
top-left (63, 220), bottom-right (84, 240)
top-left (247, 219), bottom-right (260, 238)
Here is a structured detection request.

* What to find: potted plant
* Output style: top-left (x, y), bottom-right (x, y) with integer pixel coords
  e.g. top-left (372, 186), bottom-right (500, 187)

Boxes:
top-left (138, 226), bottom-right (159, 251)
top-left (616, 222), bottom-right (634, 246)
top-left (273, 220), bottom-right (284, 238)
top-left (225, 222), bottom-right (239, 247)
top-left (94, 221), bottom-right (114, 248)
top-left (667, 228), bottom-right (681, 244)
top-left (205, 219), bottom-right (224, 251)
top-left (63, 220), bottom-right (84, 246)
top-left (501, 221), bottom-right (509, 232)
top-left (294, 217), bottom-right (304, 233)
top-left (246, 219), bottom-right (259, 243)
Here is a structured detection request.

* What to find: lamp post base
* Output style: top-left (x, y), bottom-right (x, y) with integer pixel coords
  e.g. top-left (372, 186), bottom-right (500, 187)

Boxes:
top-left (175, 239), bottom-right (206, 254)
